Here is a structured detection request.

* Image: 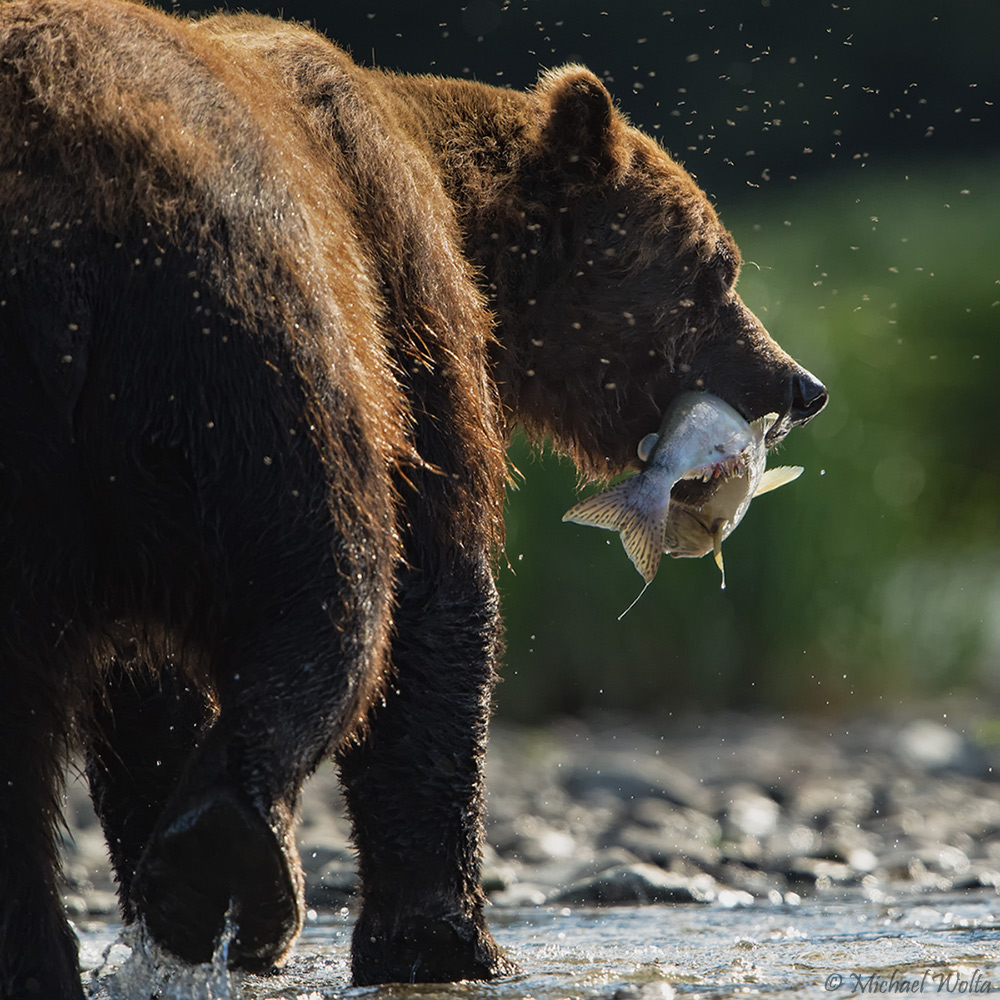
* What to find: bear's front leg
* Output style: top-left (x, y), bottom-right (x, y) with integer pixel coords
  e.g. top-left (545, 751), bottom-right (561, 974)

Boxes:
top-left (338, 560), bottom-right (518, 985)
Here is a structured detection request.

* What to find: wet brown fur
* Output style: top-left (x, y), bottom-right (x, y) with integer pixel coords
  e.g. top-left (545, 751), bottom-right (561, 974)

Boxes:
top-left (0, 2), bottom-right (823, 994)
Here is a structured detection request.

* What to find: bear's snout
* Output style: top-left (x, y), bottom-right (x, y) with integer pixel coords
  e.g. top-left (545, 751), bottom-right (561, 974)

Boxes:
top-left (786, 367), bottom-right (828, 426)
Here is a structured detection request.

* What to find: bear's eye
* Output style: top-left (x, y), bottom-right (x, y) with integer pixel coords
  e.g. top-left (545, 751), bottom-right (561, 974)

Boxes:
top-left (709, 255), bottom-right (738, 293)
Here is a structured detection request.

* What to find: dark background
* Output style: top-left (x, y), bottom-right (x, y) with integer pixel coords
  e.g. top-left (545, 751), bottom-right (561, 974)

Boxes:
top-left (153, 0), bottom-right (1000, 721)
top-left (153, 1), bottom-right (998, 203)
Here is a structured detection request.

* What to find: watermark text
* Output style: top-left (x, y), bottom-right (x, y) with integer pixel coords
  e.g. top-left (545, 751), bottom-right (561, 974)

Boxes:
top-left (824, 969), bottom-right (998, 993)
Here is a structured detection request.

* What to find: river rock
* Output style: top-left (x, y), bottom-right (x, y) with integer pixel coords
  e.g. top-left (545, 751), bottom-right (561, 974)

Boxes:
top-left (549, 863), bottom-right (717, 905)
top-left (897, 720), bottom-right (991, 777)
top-left (614, 983), bottom-right (676, 1000)
top-left (564, 754), bottom-right (712, 813)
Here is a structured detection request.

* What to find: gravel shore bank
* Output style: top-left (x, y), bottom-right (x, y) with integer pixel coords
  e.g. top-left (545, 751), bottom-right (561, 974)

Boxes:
top-left (60, 712), bottom-right (1000, 920)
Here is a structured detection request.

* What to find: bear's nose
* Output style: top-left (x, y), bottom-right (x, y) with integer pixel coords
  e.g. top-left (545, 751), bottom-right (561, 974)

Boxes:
top-left (787, 367), bottom-right (828, 425)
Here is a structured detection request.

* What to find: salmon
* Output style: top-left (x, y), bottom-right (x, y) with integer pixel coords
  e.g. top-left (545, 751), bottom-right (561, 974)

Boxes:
top-left (562, 392), bottom-right (802, 599)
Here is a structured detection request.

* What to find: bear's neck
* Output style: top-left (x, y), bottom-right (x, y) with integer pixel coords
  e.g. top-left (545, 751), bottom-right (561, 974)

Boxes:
top-left (374, 72), bottom-right (552, 411)
top-left (377, 71), bottom-right (533, 215)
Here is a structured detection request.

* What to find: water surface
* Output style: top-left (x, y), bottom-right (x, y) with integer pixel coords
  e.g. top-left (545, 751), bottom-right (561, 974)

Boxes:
top-left (81, 890), bottom-right (1000, 999)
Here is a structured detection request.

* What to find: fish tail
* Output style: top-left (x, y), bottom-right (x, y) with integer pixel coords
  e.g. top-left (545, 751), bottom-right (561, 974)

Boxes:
top-left (563, 480), bottom-right (667, 584)
top-left (617, 507), bottom-right (666, 584)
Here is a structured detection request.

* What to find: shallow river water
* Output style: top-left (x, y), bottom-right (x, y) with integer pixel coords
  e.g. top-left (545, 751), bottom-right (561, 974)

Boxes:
top-left (80, 890), bottom-right (1000, 1000)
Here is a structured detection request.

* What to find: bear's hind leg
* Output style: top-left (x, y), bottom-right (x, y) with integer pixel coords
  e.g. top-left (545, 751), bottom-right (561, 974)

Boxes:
top-left (85, 660), bottom-right (214, 922)
top-left (134, 779), bottom-right (302, 973)
top-left (130, 551), bottom-right (392, 973)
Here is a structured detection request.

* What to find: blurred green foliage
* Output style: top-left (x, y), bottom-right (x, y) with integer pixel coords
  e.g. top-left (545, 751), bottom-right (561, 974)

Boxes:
top-left (498, 159), bottom-right (1000, 719)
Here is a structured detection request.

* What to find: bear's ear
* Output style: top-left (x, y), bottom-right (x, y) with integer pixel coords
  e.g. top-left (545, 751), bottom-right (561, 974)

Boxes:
top-left (536, 66), bottom-right (623, 177)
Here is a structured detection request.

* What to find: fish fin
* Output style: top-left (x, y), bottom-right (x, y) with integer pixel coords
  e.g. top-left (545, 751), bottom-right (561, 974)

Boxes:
top-left (749, 411), bottom-right (779, 437)
top-left (754, 465), bottom-right (804, 496)
top-left (637, 432), bottom-right (659, 463)
top-left (618, 580), bottom-right (652, 620)
top-left (563, 480), bottom-right (666, 584)
top-left (712, 521), bottom-right (726, 590)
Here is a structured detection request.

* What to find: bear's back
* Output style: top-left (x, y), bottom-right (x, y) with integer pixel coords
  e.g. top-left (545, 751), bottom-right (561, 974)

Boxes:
top-left (0, 0), bottom-right (411, 476)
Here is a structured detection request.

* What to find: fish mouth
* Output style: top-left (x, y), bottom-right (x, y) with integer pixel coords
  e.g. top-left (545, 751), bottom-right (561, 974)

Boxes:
top-left (670, 449), bottom-right (748, 512)
top-left (668, 450), bottom-right (746, 508)
top-left (668, 475), bottom-right (727, 510)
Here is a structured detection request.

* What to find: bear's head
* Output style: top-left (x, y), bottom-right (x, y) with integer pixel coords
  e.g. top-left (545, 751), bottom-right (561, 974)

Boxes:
top-left (478, 66), bottom-right (827, 481)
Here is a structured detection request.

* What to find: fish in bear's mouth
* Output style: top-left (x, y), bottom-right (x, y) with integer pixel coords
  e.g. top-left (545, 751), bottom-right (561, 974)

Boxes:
top-left (563, 391), bottom-right (803, 598)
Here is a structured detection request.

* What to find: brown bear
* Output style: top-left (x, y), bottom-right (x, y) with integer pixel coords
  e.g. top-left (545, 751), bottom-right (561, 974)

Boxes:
top-left (0, 1), bottom-right (826, 996)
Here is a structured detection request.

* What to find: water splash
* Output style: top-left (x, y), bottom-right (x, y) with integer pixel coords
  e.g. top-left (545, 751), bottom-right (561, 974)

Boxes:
top-left (88, 904), bottom-right (244, 1000)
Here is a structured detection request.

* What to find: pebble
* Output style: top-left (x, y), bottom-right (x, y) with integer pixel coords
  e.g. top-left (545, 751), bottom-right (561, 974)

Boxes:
top-left (57, 712), bottom-right (1000, 916)
top-left (564, 754), bottom-right (712, 813)
top-left (897, 719), bottom-right (990, 776)
top-left (550, 863), bottom-right (716, 905)
top-left (614, 982), bottom-right (676, 1000)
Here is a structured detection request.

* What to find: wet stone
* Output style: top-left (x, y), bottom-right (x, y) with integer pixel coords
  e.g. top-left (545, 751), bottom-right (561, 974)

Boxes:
top-left (490, 882), bottom-right (550, 907)
top-left (790, 776), bottom-right (876, 826)
top-left (722, 784), bottom-right (781, 839)
top-left (523, 847), bottom-right (642, 891)
top-left (782, 857), bottom-right (857, 886)
top-left (549, 863), bottom-right (718, 905)
top-left (614, 982), bottom-right (676, 1000)
top-left (481, 843), bottom-right (520, 892)
top-left (299, 844), bottom-right (354, 877)
top-left (564, 754), bottom-right (712, 813)
top-left (63, 890), bottom-right (119, 918)
top-left (615, 823), bottom-right (722, 869)
top-left (897, 720), bottom-right (991, 777)
top-left (709, 860), bottom-right (788, 898)
top-left (493, 814), bottom-right (581, 864)
top-left (951, 867), bottom-right (1000, 891)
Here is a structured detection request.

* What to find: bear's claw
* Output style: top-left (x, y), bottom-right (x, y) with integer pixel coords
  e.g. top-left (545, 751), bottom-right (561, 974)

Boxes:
top-left (351, 908), bottom-right (519, 985)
